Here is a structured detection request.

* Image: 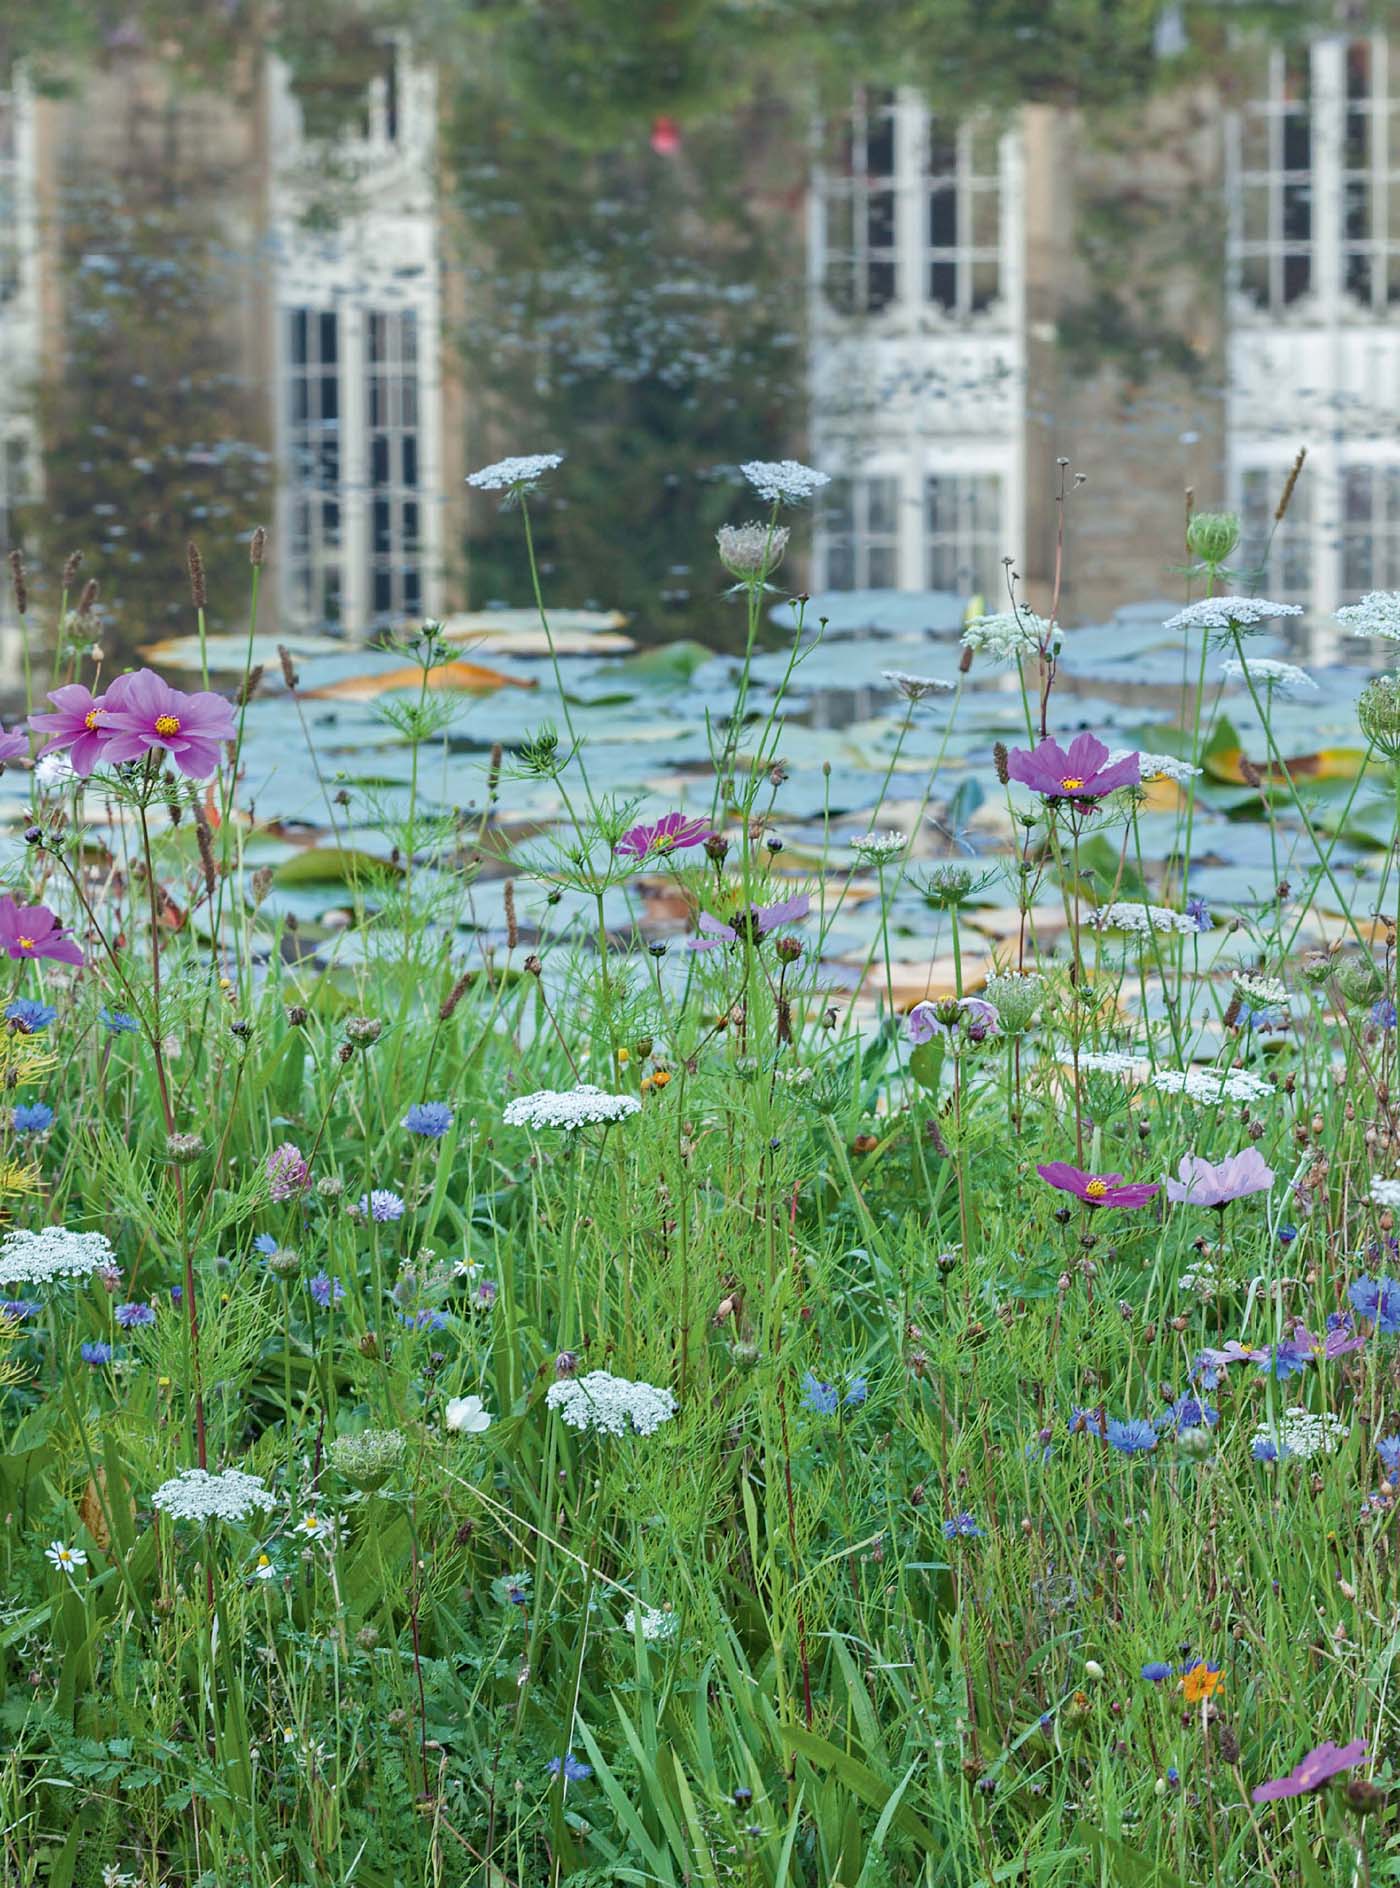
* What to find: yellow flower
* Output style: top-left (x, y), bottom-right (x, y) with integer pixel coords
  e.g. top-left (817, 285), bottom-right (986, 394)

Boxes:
top-left (1179, 1661), bottom-right (1223, 1704)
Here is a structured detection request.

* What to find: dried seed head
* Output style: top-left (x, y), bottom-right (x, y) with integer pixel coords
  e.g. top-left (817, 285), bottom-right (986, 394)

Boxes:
top-left (249, 525), bottom-right (267, 567)
top-left (186, 541), bottom-right (207, 609)
top-left (7, 550), bottom-right (26, 615)
top-left (60, 550), bottom-right (83, 590)
top-left (277, 644), bottom-right (299, 690)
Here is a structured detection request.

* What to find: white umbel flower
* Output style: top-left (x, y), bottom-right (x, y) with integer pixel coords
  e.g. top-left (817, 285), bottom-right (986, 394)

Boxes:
top-left (1151, 1066), bottom-right (1273, 1104)
top-left (1109, 749), bottom-right (1201, 784)
top-left (1234, 972), bottom-right (1288, 1009)
top-left (623, 1605), bottom-right (679, 1642)
top-left (1093, 902), bottom-right (1201, 938)
top-left (1371, 1177), bottom-right (1400, 1208)
top-left (849, 832), bottom-right (907, 862)
top-left (1252, 1407), bottom-right (1348, 1463)
top-left (1074, 1050), bottom-right (1141, 1076)
top-left (1220, 656), bottom-right (1315, 694)
top-left (1336, 591), bottom-right (1400, 640)
top-left (1163, 596), bottom-right (1303, 635)
top-left (739, 459), bottom-right (830, 505)
top-left (151, 1466), bottom-right (277, 1524)
top-left (960, 609), bottom-right (1052, 663)
top-left (0, 1226), bottom-right (114, 1286)
top-left (466, 453), bottom-right (563, 492)
top-left (545, 1370), bottom-right (677, 1438)
top-left (503, 1085), bottom-right (642, 1132)
top-left (881, 670), bottom-right (955, 701)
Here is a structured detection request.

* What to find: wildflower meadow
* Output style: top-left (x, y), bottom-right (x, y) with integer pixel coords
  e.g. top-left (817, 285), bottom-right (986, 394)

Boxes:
top-left (3, 461), bottom-right (1400, 1888)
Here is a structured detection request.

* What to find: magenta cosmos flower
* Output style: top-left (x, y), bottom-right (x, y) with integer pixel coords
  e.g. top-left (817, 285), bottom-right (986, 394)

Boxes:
top-left (0, 895), bottom-right (84, 967)
top-left (0, 723), bottom-right (26, 767)
top-left (1037, 1161), bottom-right (1160, 1209)
top-left (29, 684), bottom-right (113, 775)
top-left (687, 892), bottom-right (810, 951)
top-left (1253, 1739), bottom-right (1367, 1803)
top-left (1007, 734), bottom-right (1140, 802)
top-left (97, 670), bottom-right (237, 780)
top-left (1165, 1148), bottom-right (1273, 1208)
top-left (615, 811), bottom-right (716, 860)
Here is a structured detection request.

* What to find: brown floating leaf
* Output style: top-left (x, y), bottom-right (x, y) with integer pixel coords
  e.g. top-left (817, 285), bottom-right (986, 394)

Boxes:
top-left (304, 661), bottom-right (536, 702)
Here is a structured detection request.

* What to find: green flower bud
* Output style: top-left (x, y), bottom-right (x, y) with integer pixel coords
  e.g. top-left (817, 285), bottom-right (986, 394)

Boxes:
top-left (1334, 953), bottom-right (1384, 1008)
top-left (1357, 675), bottom-right (1400, 759)
top-left (983, 969), bottom-right (1042, 1035)
top-left (1185, 510), bottom-right (1241, 569)
top-left (328, 1428), bottom-right (405, 1493)
top-left (1177, 1424), bottom-right (1215, 1461)
top-left (927, 864), bottom-right (974, 909)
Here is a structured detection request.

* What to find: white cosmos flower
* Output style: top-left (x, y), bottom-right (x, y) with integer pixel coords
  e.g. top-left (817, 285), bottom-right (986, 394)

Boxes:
top-left (739, 459), bottom-right (830, 505)
top-left (35, 752), bottom-right (78, 792)
top-left (445, 1394), bottom-right (493, 1434)
top-left (466, 453), bottom-right (563, 492)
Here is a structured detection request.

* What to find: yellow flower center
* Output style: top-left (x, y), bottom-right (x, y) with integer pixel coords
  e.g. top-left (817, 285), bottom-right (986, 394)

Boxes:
top-left (1060, 776), bottom-right (1084, 791)
top-left (257, 1553), bottom-right (271, 1568)
top-left (653, 833), bottom-right (675, 851)
top-left (1084, 1177), bottom-right (1109, 1199)
top-left (16, 937), bottom-right (34, 953)
top-left (84, 709), bottom-right (101, 730)
top-left (154, 714), bottom-right (181, 738)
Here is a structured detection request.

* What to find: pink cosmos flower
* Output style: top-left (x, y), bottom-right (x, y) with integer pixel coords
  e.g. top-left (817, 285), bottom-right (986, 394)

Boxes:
top-left (0, 895), bottom-right (84, 966)
top-left (266, 1142), bottom-right (310, 1203)
top-left (615, 811), bottom-right (716, 860)
top-left (687, 892), bottom-right (810, 951)
top-left (0, 722), bottom-right (26, 767)
top-left (1166, 1148), bottom-right (1274, 1208)
top-left (1007, 734), bottom-right (1140, 802)
top-left (29, 684), bottom-right (114, 775)
top-left (1036, 1161), bottom-right (1160, 1209)
top-left (97, 670), bottom-right (237, 780)
top-left (1252, 1739), bottom-right (1367, 1803)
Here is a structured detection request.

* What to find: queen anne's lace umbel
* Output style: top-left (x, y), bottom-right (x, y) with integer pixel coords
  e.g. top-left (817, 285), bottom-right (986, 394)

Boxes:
top-left (545, 1370), bottom-right (677, 1437)
top-left (960, 610), bottom-right (1051, 662)
top-left (0, 1226), bottom-right (114, 1285)
top-left (1151, 1066), bottom-right (1273, 1104)
top-left (1093, 902), bottom-right (1201, 937)
top-left (151, 1466), bottom-right (277, 1524)
top-left (466, 453), bottom-right (564, 492)
top-left (739, 459), bottom-right (830, 505)
top-left (503, 1085), bottom-right (642, 1132)
top-left (1163, 596), bottom-right (1303, 634)
top-left (1335, 591), bottom-right (1400, 639)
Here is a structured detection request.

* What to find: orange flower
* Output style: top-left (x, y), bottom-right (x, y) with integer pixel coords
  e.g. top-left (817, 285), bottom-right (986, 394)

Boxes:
top-left (1179, 1661), bottom-right (1224, 1705)
top-left (650, 1070), bottom-right (672, 1090)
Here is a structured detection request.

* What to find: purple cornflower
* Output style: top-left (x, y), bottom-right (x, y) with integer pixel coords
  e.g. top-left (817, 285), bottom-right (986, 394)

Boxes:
top-left (359, 1190), bottom-right (405, 1223)
top-left (800, 1371), bottom-right (838, 1416)
top-left (1037, 1162), bottom-right (1160, 1210)
top-left (1156, 1393), bottom-right (1218, 1434)
top-left (1165, 1149), bottom-right (1274, 1208)
top-left (1006, 733), bottom-right (1140, 803)
top-left (1185, 896), bottom-right (1211, 933)
top-left (1373, 1000), bottom-right (1398, 1030)
top-left (1349, 1273), bottom-right (1400, 1334)
top-left (1260, 1337), bottom-right (1314, 1380)
top-left (1252, 1435), bottom-right (1282, 1462)
top-left (403, 1102), bottom-right (453, 1138)
top-left (308, 1272), bottom-right (344, 1309)
top-left (0, 1299), bottom-right (39, 1321)
top-left (942, 1512), bottom-right (982, 1539)
top-left (266, 1142), bottom-right (309, 1203)
top-left (1376, 1435), bottom-right (1400, 1475)
top-left (100, 1008), bottom-right (139, 1034)
top-left (5, 999), bottom-right (56, 1033)
top-left (548, 1752), bottom-right (591, 1782)
top-left (114, 1302), bottom-right (156, 1328)
top-left (11, 1102), bottom-right (53, 1134)
top-left (474, 1279), bottom-right (498, 1308)
top-left (80, 1341), bottom-right (113, 1365)
top-left (398, 1309), bottom-right (448, 1331)
top-left (687, 893), bottom-right (810, 952)
top-left (253, 1233), bottom-right (278, 1256)
top-left (1106, 1418), bottom-right (1158, 1455)
top-left (615, 811), bottom-right (716, 860)
top-left (1253, 1739), bottom-right (1368, 1803)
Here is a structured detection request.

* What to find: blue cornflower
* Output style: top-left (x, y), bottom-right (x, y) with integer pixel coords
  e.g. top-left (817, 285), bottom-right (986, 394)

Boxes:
top-left (1252, 1435), bottom-right (1281, 1462)
top-left (1377, 1435), bottom-right (1400, 1475)
top-left (1349, 1273), bottom-right (1400, 1334)
top-left (11, 1102), bottom-right (53, 1134)
top-left (403, 1101), bottom-right (453, 1138)
top-left (548, 1753), bottom-right (591, 1782)
top-left (1068, 1405), bottom-right (1104, 1436)
top-left (844, 1376), bottom-right (868, 1408)
top-left (1156, 1394), bottom-right (1219, 1434)
top-left (253, 1233), bottom-right (278, 1255)
top-left (942, 1512), bottom-right (982, 1539)
top-left (0, 1299), bottom-right (39, 1321)
top-left (1373, 1000), bottom-right (1398, 1030)
top-left (1106, 1418), bottom-right (1158, 1455)
top-left (114, 1302), bottom-right (155, 1328)
top-left (397, 1309), bottom-right (448, 1331)
top-left (1185, 896), bottom-right (1211, 933)
top-left (359, 1190), bottom-right (405, 1223)
top-left (80, 1341), bottom-right (113, 1365)
top-left (5, 999), bottom-right (56, 1033)
top-left (309, 1272), bottom-right (345, 1309)
top-left (169, 1285), bottom-right (182, 1306)
top-left (100, 1008), bottom-right (139, 1034)
top-left (1260, 1338), bottom-right (1312, 1380)
top-left (1141, 1661), bottom-right (1173, 1682)
top-left (1166, 1766), bottom-right (1180, 1787)
top-left (1189, 1355), bottom-right (1222, 1389)
top-left (1240, 1004), bottom-right (1282, 1031)
top-left (800, 1371), bottom-right (838, 1416)
top-left (1277, 1223), bottom-right (1298, 1245)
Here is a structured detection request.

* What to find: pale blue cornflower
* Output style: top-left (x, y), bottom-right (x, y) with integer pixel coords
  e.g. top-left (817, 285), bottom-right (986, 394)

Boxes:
top-left (359, 1190), bottom-right (405, 1223)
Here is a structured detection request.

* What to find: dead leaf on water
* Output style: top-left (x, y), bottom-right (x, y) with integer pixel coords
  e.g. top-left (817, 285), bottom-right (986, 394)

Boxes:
top-left (304, 661), bottom-right (536, 702)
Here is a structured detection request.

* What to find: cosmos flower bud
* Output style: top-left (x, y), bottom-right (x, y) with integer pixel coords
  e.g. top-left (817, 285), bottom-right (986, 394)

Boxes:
top-left (1185, 510), bottom-right (1241, 569)
top-left (703, 833), bottom-right (730, 864)
top-left (775, 936), bottom-right (803, 964)
top-left (1177, 1424), bottom-right (1215, 1461)
top-left (1346, 1778), bottom-right (1386, 1816)
top-left (1358, 676), bottom-right (1400, 758)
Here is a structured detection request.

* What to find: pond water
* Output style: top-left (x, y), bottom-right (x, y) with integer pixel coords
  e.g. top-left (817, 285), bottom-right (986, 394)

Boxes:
top-left (1, 2), bottom-right (1397, 998)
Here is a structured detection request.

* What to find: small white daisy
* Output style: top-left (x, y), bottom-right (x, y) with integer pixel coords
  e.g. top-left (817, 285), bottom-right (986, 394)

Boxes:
top-left (46, 1541), bottom-right (87, 1574)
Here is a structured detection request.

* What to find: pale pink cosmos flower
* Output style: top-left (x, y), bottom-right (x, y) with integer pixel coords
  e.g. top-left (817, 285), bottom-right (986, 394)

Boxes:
top-left (1165, 1148), bottom-right (1274, 1208)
